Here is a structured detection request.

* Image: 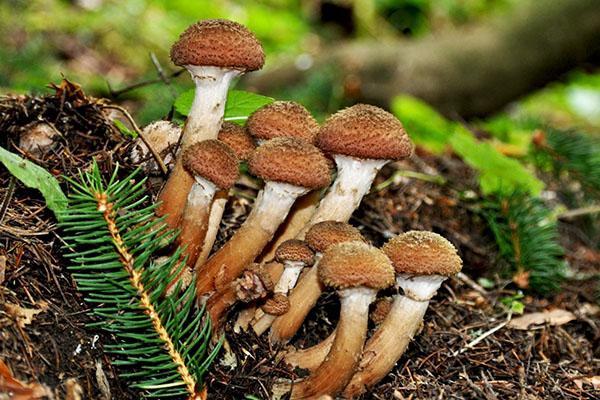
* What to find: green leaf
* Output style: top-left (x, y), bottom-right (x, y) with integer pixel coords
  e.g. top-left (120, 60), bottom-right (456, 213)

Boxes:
top-left (174, 89), bottom-right (273, 124)
top-left (391, 95), bottom-right (453, 153)
top-left (113, 119), bottom-right (138, 138)
top-left (0, 146), bottom-right (67, 217)
top-left (450, 128), bottom-right (543, 195)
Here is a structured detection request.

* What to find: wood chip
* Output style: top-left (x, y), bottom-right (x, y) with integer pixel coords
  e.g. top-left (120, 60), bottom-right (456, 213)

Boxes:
top-left (0, 255), bottom-right (5, 285)
top-left (573, 376), bottom-right (600, 390)
top-left (4, 301), bottom-right (48, 328)
top-left (508, 309), bottom-right (576, 330)
top-left (0, 359), bottom-right (52, 399)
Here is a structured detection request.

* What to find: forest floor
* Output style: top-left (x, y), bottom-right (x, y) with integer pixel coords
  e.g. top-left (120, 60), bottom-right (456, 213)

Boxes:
top-left (0, 83), bottom-right (598, 399)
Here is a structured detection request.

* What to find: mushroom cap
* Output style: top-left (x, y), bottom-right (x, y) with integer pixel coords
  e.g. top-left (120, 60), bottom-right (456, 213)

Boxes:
top-left (246, 101), bottom-right (320, 144)
top-left (316, 104), bottom-right (413, 160)
top-left (305, 221), bottom-right (366, 253)
top-left (182, 140), bottom-right (239, 189)
top-left (218, 122), bottom-right (255, 161)
top-left (261, 293), bottom-right (290, 316)
top-left (170, 19), bottom-right (264, 71)
top-left (275, 239), bottom-right (314, 265)
top-left (248, 137), bottom-right (331, 189)
top-left (382, 231), bottom-right (463, 276)
top-left (318, 242), bottom-right (395, 290)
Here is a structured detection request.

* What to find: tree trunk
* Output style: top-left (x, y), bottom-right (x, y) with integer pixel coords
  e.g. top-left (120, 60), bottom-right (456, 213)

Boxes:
top-left (245, 0), bottom-right (600, 118)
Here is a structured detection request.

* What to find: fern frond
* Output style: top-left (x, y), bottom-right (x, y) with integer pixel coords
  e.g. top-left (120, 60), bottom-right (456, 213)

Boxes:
top-left (482, 192), bottom-right (568, 295)
top-left (59, 161), bottom-right (221, 399)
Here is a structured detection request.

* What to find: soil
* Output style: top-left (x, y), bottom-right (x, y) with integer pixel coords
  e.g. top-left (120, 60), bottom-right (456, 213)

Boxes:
top-left (0, 82), bottom-right (598, 400)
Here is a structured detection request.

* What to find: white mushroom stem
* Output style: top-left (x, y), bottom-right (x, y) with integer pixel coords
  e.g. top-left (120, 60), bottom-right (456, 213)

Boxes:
top-left (196, 182), bottom-right (309, 300)
top-left (157, 66), bottom-right (240, 229)
top-left (300, 155), bottom-right (387, 234)
top-left (177, 176), bottom-right (217, 267)
top-left (342, 274), bottom-right (446, 398)
top-left (194, 192), bottom-right (227, 267)
top-left (251, 260), bottom-right (306, 335)
top-left (182, 65), bottom-right (241, 146)
top-left (285, 287), bottom-right (376, 399)
top-left (269, 253), bottom-right (323, 343)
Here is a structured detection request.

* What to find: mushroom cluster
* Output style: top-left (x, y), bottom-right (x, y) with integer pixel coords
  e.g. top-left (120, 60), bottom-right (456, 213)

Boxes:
top-left (145, 18), bottom-right (464, 399)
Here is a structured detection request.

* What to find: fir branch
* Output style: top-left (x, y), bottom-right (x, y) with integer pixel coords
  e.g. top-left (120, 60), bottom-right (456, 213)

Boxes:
top-left (59, 162), bottom-right (221, 399)
top-left (482, 191), bottom-right (568, 295)
top-left (532, 128), bottom-right (600, 196)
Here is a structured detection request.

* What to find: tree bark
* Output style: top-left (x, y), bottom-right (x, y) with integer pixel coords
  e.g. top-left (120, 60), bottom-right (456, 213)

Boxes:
top-left (245, 0), bottom-right (600, 118)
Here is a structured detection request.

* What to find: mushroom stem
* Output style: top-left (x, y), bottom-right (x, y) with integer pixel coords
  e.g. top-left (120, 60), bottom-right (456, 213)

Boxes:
top-left (282, 330), bottom-right (335, 372)
top-left (269, 256), bottom-right (322, 343)
top-left (156, 66), bottom-right (240, 229)
top-left (196, 182), bottom-right (308, 299)
top-left (178, 177), bottom-right (217, 266)
top-left (342, 275), bottom-right (446, 397)
top-left (301, 155), bottom-right (387, 233)
top-left (288, 287), bottom-right (375, 399)
top-left (194, 191), bottom-right (228, 267)
top-left (251, 260), bottom-right (305, 335)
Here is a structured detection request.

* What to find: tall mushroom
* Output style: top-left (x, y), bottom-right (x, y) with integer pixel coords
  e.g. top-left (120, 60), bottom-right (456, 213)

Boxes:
top-left (301, 103), bottom-right (413, 232)
top-left (251, 239), bottom-right (314, 335)
top-left (176, 140), bottom-right (239, 268)
top-left (156, 19), bottom-right (264, 229)
top-left (194, 122), bottom-right (257, 268)
top-left (245, 101), bottom-right (323, 261)
top-left (270, 221), bottom-right (366, 344)
top-left (282, 241), bottom-right (395, 399)
top-left (195, 137), bottom-right (331, 300)
top-left (342, 231), bottom-right (462, 398)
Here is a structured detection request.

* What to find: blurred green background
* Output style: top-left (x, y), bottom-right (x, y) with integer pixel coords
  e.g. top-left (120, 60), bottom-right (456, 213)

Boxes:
top-left (2, 0), bottom-right (598, 129)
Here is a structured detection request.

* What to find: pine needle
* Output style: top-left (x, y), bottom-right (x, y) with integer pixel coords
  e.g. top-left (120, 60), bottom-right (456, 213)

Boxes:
top-left (59, 162), bottom-right (221, 399)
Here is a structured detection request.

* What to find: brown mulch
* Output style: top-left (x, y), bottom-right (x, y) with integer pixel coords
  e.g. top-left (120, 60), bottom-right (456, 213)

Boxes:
top-left (0, 82), bottom-right (599, 399)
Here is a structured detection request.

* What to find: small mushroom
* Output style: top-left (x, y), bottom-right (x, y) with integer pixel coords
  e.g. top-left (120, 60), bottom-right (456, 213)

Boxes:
top-left (342, 231), bottom-right (462, 397)
top-left (194, 122), bottom-right (257, 268)
top-left (246, 101), bottom-right (320, 145)
top-left (251, 239), bottom-right (314, 335)
top-left (282, 241), bottom-right (395, 399)
top-left (270, 221), bottom-right (366, 344)
top-left (206, 262), bottom-right (277, 332)
top-left (300, 104), bottom-right (413, 233)
top-left (156, 19), bottom-right (264, 229)
top-left (195, 138), bottom-right (331, 300)
top-left (261, 293), bottom-right (290, 316)
top-left (177, 140), bottom-right (239, 268)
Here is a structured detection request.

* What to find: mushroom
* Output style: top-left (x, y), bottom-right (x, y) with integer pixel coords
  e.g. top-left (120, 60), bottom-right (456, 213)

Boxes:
top-left (270, 221), bottom-right (366, 344)
top-left (195, 137), bottom-right (331, 300)
top-left (194, 122), bottom-right (257, 268)
top-left (156, 19), bottom-right (264, 229)
top-left (281, 296), bottom-right (394, 372)
top-left (300, 104), bottom-right (413, 233)
top-left (246, 101), bottom-right (323, 261)
top-left (342, 231), bottom-right (462, 398)
top-left (177, 140), bottom-right (239, 269)
top-left (251, 239), bottom-right (314, 335)
top-left (282, 241), bottom-right (395, 399)
top-left (129, 121), bottom-right (181, 173)
top-left (261, 293), bottom-right (290, 316)
top-left (206, 262), bottom-right (277, 331)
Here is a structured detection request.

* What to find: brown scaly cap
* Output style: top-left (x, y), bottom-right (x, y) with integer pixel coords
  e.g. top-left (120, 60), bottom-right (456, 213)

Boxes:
top-left (248, 137), bottom-right (331, 189)
top-left (318, 242), bottom-right (395, 290)
top-left (246, 101), bottom-right (320, 144)
top-left (182, 140), bottom-right (239, 190)
top-left (305, 221), bottom-right (366, 253)
top-left (218, 122), bottom-right (255, 161)
top-left (316, 104), bottom-right (413, 160)
top-left (170, 19), bottom-right (265, 71)
top-left (382, 231), bottom-right (463, 276)
top-left (261, 293), bottom-right (290, 316)
top-left (275, 239), bottom-right (314, 265)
